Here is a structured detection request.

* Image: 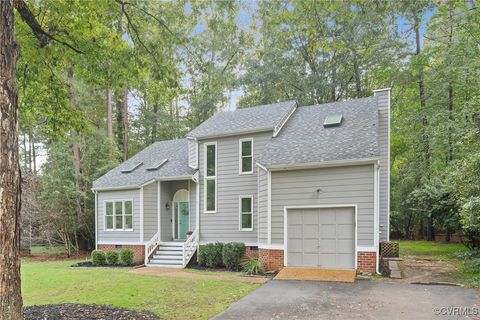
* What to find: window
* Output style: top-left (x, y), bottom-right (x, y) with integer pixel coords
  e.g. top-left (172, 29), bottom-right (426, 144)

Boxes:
top-left (239, 138), bottom-right (253, 174)
top-left (204, 142), bottom-right (217, 212)
top-left (239, 196), bottom-right (253, 231)
top-left (105, 200), bottom-right (133, 231)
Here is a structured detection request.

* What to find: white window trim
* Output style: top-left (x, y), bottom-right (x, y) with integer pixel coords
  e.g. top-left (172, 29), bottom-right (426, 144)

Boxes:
top-left (239, 195), bottom-right (254, 231)
top-left (239, 138), bottom-right (254, 175)
top-left (104, 199), bottom-right (134, 232)
top-left (204, 141), bottom-right (217, 213)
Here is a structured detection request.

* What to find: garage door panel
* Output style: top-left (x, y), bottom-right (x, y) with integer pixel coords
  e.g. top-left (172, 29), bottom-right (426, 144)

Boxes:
top-left (302, 253), bottom-right (318, 266)
top-left (319, 253), bottom-right (336, 268)
top-left (288, 239), bottom-right (303, 251)
top-left (287, 207), bottom-right (355, 269)
top-left (304, 225), bottom-right (318, 237)
top-left (289, 225), bottom-right (303, 237)
top-left (320, 224), bottom-right (336, 238)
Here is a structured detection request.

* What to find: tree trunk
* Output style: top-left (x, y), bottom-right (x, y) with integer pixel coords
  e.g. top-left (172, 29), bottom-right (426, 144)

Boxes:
top-left (152, 104), bottom-right (158, 144)
top-left (0, 1), bottom-right (23, 319)
top-left (106, 88), bottom-right (113, 138)
top-left (29, 129), bottom-right (36, 174)
top-left (122, 88), bottom-right (128, 161)
top-left (415, 23), bottom-right (430, 172)
top-left (352, 50), bottom-right (362, 98)
top-left (22, 133), bottom-right (28, 171)
top-left (115, 95), bottom-right (124, 157)
top-left (447, 84), bottom-right (454, 163)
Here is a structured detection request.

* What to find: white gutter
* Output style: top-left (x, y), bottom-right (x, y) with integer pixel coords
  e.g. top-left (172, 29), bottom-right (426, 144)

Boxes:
top-left (260, 158), bottom-right (380, 172)
top-left (91, 175), bottom-right (197, 192)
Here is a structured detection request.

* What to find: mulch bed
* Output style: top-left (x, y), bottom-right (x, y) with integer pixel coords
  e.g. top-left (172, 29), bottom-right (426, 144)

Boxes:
top-left (24, 304), bottom-right (161, 320)
top-left (70, 261), bottom-right (134, 268)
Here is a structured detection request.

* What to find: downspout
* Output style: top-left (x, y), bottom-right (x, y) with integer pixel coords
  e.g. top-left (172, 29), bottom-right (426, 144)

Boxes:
top-left (94, 190), bottom-right (98, 250)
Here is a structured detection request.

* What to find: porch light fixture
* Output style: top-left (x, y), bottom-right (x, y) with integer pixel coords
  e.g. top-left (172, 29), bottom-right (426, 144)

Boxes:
top-left (165, 202), bottom-right (170, 210)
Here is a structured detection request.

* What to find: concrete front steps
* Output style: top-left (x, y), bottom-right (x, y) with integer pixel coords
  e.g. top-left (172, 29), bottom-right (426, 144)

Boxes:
top-left (147, 242), bottom-right (184, 268)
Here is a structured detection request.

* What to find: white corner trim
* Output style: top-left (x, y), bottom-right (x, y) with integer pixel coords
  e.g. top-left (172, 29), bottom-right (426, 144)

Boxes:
top-left (387, 89), bottom-right (391, 242)
top-left (273, 103), bottom-right (297, 137)
top-left (374, 164), bottom-right (380, 274)
top-left (267, 170), bottom-right (272, 245)
top-left (157, 181), bottom-right (161, 237)
top-left (94, 191), bottom-right (98, 250)
top-left (140, 186), bottom-right (144, 242)
top-left (196, 177), bottom-right (200, 241)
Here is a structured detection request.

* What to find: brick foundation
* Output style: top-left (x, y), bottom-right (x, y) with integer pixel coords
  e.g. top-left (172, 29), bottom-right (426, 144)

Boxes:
top-left (357, 252), bottom-right (376, 273)
top-left (244, 246), bottom-right (259, 259)
top-left (259, 248), bottom-right (284, 271)
top-left (97, 244), bottom-right (145, 265)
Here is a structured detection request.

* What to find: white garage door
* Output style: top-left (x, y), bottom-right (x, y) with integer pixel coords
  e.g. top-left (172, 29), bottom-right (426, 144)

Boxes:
top-left (287, 207), bottom-right (355, 269)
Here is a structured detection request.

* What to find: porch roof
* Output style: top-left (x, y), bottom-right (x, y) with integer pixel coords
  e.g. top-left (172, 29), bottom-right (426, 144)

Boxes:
top-left (92, 139), bottom-right (196, 191)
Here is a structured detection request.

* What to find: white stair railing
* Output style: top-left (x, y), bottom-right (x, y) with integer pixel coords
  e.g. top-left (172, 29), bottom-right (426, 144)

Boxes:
top-left (182, 229), bottom-right (198, 267)
top-left (144, 231), bottom-right (160, 265)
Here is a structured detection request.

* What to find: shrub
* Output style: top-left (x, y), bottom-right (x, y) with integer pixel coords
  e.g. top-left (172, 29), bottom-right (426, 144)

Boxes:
top-left (222, 242), bottom-right (245, 270)
top-left (198, 242), bottom-right (224, 268)
top-left (463, 258), bottom-right (480, 273)
top-left (106, 251), bottom-right (119, 265)
top-left (120, 249), bottom-right (134, 266)
top-left (91, 250), bottom-right (106, 265)
top-left (242, 256), bottom-right (263, 275)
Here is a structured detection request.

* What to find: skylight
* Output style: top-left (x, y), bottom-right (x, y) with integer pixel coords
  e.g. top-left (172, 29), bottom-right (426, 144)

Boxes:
top-left (121, 162), bottom-right (143, 173)
top-left (146, 159), bottom-right (168, 171)
top-left (323, 114), bottom-right (343, 127)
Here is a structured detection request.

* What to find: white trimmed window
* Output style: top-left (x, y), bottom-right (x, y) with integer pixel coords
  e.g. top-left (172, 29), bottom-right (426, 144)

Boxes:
top-left (204, 142), bottom-right (217, 212)
top-left (239, 196), bottom-right (253, 231)
top-left (105, 200), bottom-right (133, 231)
top-left (239, 138), bottom-right (253, 174)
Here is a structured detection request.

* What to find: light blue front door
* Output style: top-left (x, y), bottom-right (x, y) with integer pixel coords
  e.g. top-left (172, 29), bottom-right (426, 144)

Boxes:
top-left (176, 201), bottom-right (189, 239)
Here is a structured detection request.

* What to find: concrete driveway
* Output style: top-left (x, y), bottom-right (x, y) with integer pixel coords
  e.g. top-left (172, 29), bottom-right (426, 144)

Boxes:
top-left (213, 280), bottom-right (478, 320)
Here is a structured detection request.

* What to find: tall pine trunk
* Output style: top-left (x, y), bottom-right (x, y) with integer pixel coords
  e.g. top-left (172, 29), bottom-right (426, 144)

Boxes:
top-left (0, 1), bottom-right (23, 318)
top-left (122, 88), bottom-right (128, 161)
top-left (106, 88), bottom-right (113, 138)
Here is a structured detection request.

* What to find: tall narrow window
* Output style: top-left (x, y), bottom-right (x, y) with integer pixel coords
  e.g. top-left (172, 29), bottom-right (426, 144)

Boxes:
top-left (204, 142), bottom-right (217, 212)
top-left (105, 200), bottom-right (133, 231)
top-left (239, 196), bottom-right (253, 231)
top-left (239, 138), bottom-right (253, 174)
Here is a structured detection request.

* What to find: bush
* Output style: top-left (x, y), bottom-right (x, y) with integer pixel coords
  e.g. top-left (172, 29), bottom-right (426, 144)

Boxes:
top-left (463, 258), bottom-right (480, 273)
top-left (222, 242), bottom-right (245, 270)
top-left (91, 250), bottom-right (106, 265)
top-left (198, 243), bottom-right (224, 268)
top-left (119, 249), bottom-right (134, 266)
top-left (106, 251), bottom-right (119, 265)
top-left (242, 256), bottom-right (263, 275)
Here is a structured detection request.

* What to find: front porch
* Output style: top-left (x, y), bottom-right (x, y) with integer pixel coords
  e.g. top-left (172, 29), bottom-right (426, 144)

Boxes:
top-left (143, 177), bottom-right (199, 267)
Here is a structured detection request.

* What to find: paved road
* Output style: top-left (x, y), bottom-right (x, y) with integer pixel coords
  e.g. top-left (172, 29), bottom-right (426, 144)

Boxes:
top-left (213, 280), bottom-right (478, 320)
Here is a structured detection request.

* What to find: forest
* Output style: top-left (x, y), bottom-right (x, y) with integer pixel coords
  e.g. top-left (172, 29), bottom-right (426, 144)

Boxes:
top-left (11, 0), bottom-right (480, 253)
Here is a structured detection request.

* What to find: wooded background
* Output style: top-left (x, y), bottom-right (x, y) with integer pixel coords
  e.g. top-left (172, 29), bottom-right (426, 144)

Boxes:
top-left (16, 0), bottom-right (480, 252)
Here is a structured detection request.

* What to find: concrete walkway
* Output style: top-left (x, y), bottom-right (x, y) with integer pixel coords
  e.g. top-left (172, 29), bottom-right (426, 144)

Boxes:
top-left (213, 280), bottom-right (479, 319)
top-left (130, 266), bottom-right (268, 284)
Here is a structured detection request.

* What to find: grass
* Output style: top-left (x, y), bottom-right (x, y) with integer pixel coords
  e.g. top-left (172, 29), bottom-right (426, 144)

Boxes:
top-left (184, 268), bottom-right (243, 276)
top-left (399, 240), bottom-right (469, 259)
top-left (22, 260), bottom-right (259, 319)
top-left (398, 240), bottom-right (480, 288)
top-left (30, 246), bottom-right (66, 255)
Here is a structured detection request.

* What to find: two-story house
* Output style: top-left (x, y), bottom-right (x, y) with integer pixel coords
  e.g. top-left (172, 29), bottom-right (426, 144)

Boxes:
top-left (92, 88), bottom-right (390, 273)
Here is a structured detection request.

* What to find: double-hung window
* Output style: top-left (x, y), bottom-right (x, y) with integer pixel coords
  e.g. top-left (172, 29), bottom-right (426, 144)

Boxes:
top-left (239, 196), bottom-right (253, 231)
top-left (204, 142), bottom-right (217, 212)
top-left (105, 200), bottom-right (133, 231)
top-left (239, 138), bottom-right (253, 174)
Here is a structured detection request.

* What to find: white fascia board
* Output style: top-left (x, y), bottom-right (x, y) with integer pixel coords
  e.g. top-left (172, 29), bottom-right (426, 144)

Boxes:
top-left (188, 127), bottom-right (273, 141)
top-left (266, 158), bottom-right (380, 171)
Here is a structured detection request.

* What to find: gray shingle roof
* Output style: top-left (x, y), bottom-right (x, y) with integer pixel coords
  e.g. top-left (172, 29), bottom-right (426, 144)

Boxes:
top-left (257, 96), bottom-right (380, 168)
top-left (92, 139), bottom-right (196, 190)
top-left (187, 101), bottom-right (297, 139)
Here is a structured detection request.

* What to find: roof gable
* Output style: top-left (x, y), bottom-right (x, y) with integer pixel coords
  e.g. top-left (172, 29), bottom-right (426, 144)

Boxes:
top-left (187, 101), bottom-right (297, 139)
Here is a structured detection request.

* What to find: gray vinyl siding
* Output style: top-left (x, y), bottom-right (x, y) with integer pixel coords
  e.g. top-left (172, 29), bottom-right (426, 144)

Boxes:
top-left (198, 131), bottom-right (272, 243)
top-left (271, 165), bottom-right (375, 247)
top-left (258, 167), bottom-right (268, 244)
top-left (375, 91), bottom-right (390, 241)
top-left (97, 189), bottom-right (141, 243)
top-left (143, 182), bottom-right (158, 240)
top-left (188, 138), bottom-right (197, 169)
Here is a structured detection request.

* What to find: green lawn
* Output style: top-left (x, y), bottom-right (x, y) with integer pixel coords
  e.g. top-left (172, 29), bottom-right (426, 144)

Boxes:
top-left (398, 240), bottom-right (480, 287)
top-left (22, 260), bottom-right (259, 319)
top-left (399, 240), bottom-right (469, 259)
